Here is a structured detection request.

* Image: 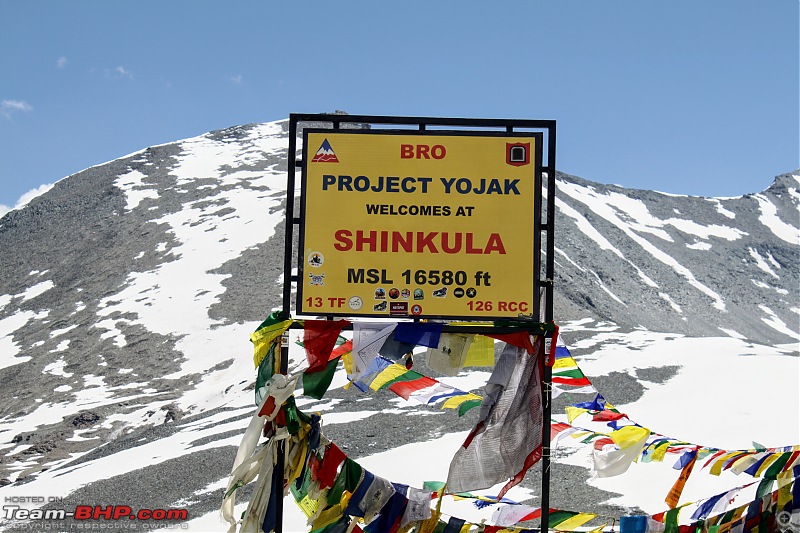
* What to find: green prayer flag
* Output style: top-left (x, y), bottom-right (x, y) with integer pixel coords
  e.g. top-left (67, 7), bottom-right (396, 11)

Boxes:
top-left (303, 358), bottom-right (339, 400)
top-left (432, 520), bottom-right (448, 533)
top-left (719, 509), bottom-right (736, 527)
top-left (423, 480), bottom-right (446, 493)
top-left (546, 510), bottom-right (579, 527)
top-left (664, 507), bottom-right (681, 533)
top-left (755, 477), bottom-right (774, 500)
top-left (283, 395), bottom-right (310, 435)
top-left (379, 368), bottom-right (424, 390)
top-left (763, 452), bottom-right (792, 479)
top-left (255, 310), bottom-right (286, 332)
top-left (255, 342), bottom-right (278, 406)
top-left (457, 398), bottom-right (482, 416)
top-left (492, 319), bottom-right (553, 333)
top-left (309, 517), bottom-right (351, 533)
top-left (343, 458), bottom-right (364, 493)
top-left (552, 368), bottom-right (586, 379)
top-left (291, 467), bottom-right (312, 503)
top-left (326, 467), bottom-right (348, 508)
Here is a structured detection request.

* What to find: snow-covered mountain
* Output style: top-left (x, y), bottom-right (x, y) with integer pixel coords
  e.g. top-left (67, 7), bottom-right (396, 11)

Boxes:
top-left (0, 118), bottom-right (797, 531)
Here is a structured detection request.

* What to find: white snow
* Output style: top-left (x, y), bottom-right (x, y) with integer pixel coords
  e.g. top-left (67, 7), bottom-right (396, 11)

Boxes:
top-left (709, 199), bottom-right (736, 219)
top-left (0, 309), bottom-right (50, 369)
top-left (49, 324), bottom-right (78, 338)
top-left (753, 193), bottom-right (799, 245)
top-left (556, 197), bottom-right (658, 288)
top-left (748, 247), bottom-right (780, 278)
top-left (716, 327), bottom-right (746, 339)
top-left (43, 357), bottom-right (73, 377)
top-left (757, 304), bottom-right (800, 341)
top-left (94, 318), bottom-right (128, 347)
top-left (554, 332), bottom-right (799, 518)
top-left (114, 169), bottom-right (159, 210)
top-left (559, 181), bottom-right (728, 311)
top-left (686, 241), bottom-right (712, 251)
top-left (658, 292), bottom-right (682, 314)
top-left (20, 279), bottom-right (54, 301)
top-left (4, 326), bottom-right (797, 532)
top-left (95, 126), bottom-right (289, 407)
top-left (590, 270), bottom-right (627, 304)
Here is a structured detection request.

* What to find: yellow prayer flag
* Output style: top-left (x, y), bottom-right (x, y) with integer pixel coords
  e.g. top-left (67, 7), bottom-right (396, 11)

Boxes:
top-left (296, 494), bottom-right (320, 518)
top-left (464, 334), bottom-right (495, 367)
top-left (710, 452), bottom-right (744, 476)
top-left (552, 357), bottom-right (578, 370)
top-left (310, 503), bottom-right (345, 530)
top-left (342, 351), bottom-right (354, 376)
top-left (565, 406), bottom-right (589, 424)
top-left (554, 513), bottom-right (597, 531)
top-left (609, 426), bottom-right (651, 449)
top-left (754, 453), bottom-right (780, 477)
top-left (251, 319), bottom-right (292, 367)
top-left (369, 363), bottom-right (411, 391)
top-left (777, 475), bottom-right (793, 510)
top-left (442, 393), bottom-right (483, 410)
top-left (651, 441), bottom-right (671, 462)
top-left (729, 454), bottom-right (759, 475)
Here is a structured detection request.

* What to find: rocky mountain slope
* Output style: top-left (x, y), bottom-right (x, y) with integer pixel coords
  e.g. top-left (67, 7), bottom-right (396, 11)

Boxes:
top-left (0, 119), bottom-right (797, 530)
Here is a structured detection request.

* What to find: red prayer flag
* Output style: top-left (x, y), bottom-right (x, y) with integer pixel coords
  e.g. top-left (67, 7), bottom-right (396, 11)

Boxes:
top-left (304, 320), bottom-right (349, 373)
top-left (314, 442), bottom-right (347, 490)
top-left (592, 410), bottom-right (627, 422)
top-left (552, 376), bottom-right (593, 386)
top-left (388, 376), bottom-right (437, 400)
top-left (486, 332), bottom-right (536, 355)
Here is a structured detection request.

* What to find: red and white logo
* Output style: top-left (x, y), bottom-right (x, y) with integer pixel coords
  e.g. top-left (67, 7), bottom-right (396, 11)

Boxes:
top-left (506, 142), bottom-right (530, 166)
top-left (312, 139), bottom-right (339, 163)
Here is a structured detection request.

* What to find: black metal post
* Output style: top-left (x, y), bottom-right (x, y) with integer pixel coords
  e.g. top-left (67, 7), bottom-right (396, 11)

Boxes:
top-left (540, 123), bottom-right (556, 533)
top-left (274, 337), bottom-right (289, 533)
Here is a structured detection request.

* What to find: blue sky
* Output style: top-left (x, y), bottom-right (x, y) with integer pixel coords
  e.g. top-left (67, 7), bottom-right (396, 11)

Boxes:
top-left (1, 1), bottom-right (797, 215)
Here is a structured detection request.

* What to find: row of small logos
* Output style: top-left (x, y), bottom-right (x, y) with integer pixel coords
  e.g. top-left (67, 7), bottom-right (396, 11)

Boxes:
top-left (307, 274), bottom-right (479, 302)
top-left (373, 286), bottom-right (478, 300)
top-left (370, 300), bottom-right (422, 316)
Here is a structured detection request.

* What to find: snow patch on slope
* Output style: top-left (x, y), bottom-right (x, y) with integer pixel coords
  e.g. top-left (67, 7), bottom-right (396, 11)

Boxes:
top-left (559, 181), bottom-right (728, 311)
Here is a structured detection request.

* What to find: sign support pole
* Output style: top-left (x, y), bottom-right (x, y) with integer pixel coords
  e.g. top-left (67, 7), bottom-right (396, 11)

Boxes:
top-left (540, 124), bottom-right (557, 533)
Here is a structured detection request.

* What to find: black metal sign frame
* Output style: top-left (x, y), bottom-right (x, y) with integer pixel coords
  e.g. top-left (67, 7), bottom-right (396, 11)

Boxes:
top-left (284, 114), bottom-right (556, 325)
top-left (281, 113), bottom-right (557, 531)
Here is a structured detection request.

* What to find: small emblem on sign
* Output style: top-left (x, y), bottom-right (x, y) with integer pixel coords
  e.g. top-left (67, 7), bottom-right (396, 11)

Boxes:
top-left (411, 304), bottom-right (423, 316)
top-left (390, 302), bottom-right (408, 316)
top-left (373, 301), bottom-right (387, 312)
top-left (308, 251), bottom-right (324, 267)
top-left (348, 296), bottom-right (363, 310)
top-left (309, 273), bottom-right (325, 286)
top-left (312, 139), bottom-right (339, 163)
top-left (432, 287), bottom-right (447, 298)
top-left (413, 288), bottom-right (424, 300)
top-left (506, 142), bottom-right (530, 166)
top-left (374, 288), bottom-right (386, 300)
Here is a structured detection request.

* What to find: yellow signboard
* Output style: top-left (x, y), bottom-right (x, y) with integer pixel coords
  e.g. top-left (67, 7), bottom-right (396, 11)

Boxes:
top-left (299, 130), bottom-right (540, 319)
